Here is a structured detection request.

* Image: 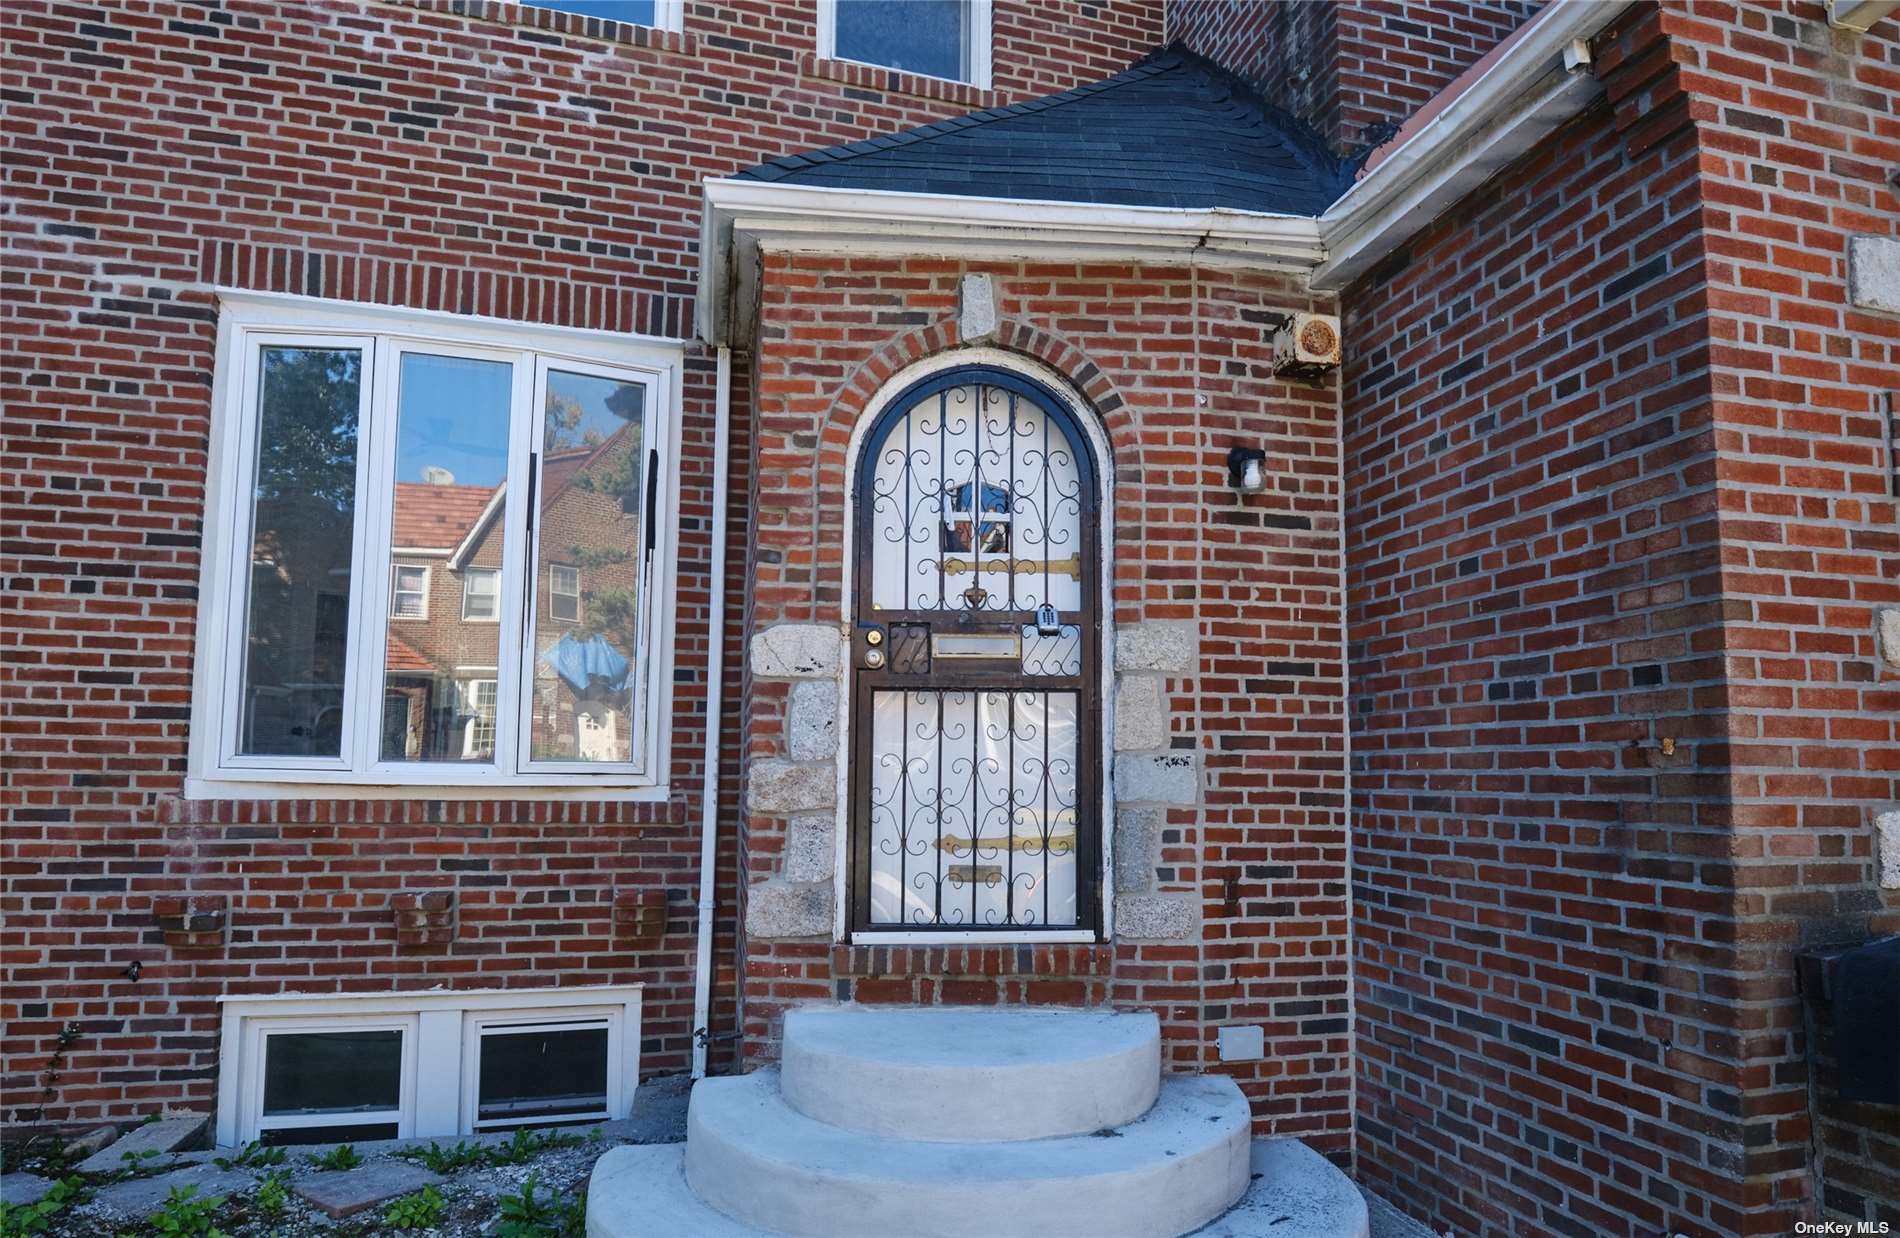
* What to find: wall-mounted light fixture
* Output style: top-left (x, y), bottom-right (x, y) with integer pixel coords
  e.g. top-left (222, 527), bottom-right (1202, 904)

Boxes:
top-left (1227, 446), bottom-right (1267, 495)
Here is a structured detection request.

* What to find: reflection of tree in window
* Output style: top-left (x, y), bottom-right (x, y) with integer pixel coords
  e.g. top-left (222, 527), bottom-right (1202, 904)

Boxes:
top-left (240, 346), bottom-right (361, 758)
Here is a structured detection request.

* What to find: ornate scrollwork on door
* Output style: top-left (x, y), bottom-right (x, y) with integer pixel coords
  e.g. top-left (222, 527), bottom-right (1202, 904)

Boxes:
top-left (849, 367), bottom-right (1102, 935)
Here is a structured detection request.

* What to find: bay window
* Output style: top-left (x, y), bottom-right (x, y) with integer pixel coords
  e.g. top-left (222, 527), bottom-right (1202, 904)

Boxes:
top-left (191, 292), bottom-right (681, 796)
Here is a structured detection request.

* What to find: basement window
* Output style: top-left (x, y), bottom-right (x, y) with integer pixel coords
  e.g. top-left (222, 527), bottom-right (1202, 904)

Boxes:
top-left (190, 292), bottom-right (683, 799)
top-left (468, 1016), bottom-right (613, 1129)
top-left (818, 0), bottom-right (992, 88)
top-left (255, 1025), bottom-right (410, 1146)
top-left (217, 985), bottom-right (642, 1147)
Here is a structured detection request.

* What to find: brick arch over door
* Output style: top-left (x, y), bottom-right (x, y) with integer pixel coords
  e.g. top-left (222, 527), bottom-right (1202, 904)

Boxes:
top-left (811, 318), bottom-right (1142, 610)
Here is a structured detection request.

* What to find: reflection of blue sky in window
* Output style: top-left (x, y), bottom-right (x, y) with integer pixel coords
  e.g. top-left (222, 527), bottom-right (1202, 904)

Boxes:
top-left (835, 0), bottom-right (965, 81)
top-left (395, 355), bottom-right (513, 487)
top-left (519, 0), bottom-right (656, 25)
top-left (546, 370), bottom-right (644, 451)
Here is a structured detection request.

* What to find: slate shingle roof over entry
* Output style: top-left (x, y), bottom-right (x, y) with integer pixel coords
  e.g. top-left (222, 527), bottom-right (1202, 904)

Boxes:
top-left (737, 46), bottom-right (1350, 216)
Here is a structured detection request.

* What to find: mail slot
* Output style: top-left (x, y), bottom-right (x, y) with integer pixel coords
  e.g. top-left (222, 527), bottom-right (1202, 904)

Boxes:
top-left (931, 633), bottom-right (1022, 659)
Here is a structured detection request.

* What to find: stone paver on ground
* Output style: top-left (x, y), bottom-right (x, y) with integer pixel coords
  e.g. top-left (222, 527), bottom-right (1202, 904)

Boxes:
top-left (92, 1164), bottom-right (256, 1218)
top-left (0, 1172), bottom-right (55, 1207)
top-left (294, 1161), bottom-right (445, 1219)
top-left (76, 1115), bottom-right (207, 1174)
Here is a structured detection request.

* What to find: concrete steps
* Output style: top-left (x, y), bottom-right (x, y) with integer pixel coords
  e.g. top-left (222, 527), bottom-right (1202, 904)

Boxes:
top-left (585, 1006), bottom-right (1367, 1238)
top-left (781, 1006), bottom-right (1161, 1141)
top-left (590, 1138), bottom-right (1368, 1238)
top-left (688, 1068), bottom-right (1249, 1237)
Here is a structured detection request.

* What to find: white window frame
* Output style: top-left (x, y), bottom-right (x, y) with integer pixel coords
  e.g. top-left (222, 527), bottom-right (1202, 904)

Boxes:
top-left (548, 562), bottom-right (582, 624)
top-left (459, 1007), bottom-right (625, 1132)
top-left (461, 567), bottom-right (501, 622)
top-left (390, 563), bottom-right (431, 620)
top-left (215, 984), bottom-right (643, 1148)
top-left (189, 290), bottom-right (684, 800)
top-left (816, 0), bottom-right (993, 90)
top-left (241, 1015), bottom-right (419, 1145)
top-left (510, 0), bottom-right (683, 33)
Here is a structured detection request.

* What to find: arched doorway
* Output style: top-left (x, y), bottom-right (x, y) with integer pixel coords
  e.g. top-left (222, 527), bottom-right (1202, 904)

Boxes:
top-left (847, 365), bottom-right (1104, 935)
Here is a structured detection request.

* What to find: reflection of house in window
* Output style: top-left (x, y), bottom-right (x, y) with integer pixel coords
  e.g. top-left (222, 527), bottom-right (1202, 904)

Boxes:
top-left (550, 564), bottom-right (581, 622)
top-left (942, 479), bottom-right (1011, 555)
top-left (379, 480), bottom-right (506, 764)
top-left (390, 564), bottom-right (430, 618)
top-left (461, 678), bottom-right (498, 759)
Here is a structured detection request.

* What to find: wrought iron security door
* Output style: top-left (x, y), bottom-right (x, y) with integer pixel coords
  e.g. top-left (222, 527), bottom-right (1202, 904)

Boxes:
top-left (849, 367), bottom-right (1102, 935)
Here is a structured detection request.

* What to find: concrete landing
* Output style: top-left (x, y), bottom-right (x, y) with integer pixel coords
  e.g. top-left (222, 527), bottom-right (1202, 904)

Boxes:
top-left (588, 1138), bottom-right (1368, 1238)
top-left (686, 1068), bottom-right (1248, 1237)
top-left (1189, 1140), bottom-right (1369, 1238)
top-left (781, 1006), bottom-right (1161, 1141)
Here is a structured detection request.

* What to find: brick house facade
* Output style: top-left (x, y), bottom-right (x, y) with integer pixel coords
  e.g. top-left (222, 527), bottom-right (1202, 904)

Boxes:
top-left (4, 1), bottom-right (1896, 1235)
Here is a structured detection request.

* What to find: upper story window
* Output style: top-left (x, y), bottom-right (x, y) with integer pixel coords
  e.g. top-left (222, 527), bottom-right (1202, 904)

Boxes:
top-left (461, 568), bottom-right (500, 622)
top-left (513, 0), bottom-right (683, 32)
top-left (190, 292), bottom-right (683, 798)
top-left (549, 564), bottom-right (582, 623)
top-left (817, 0), bottom-right (992, 88)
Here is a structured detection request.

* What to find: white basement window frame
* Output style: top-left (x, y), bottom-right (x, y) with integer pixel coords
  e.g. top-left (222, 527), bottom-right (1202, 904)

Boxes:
top-left (188, 290), bottom-right (684, 800)
top-left (215, 984), bottom-right (644, 1148)
top-left (815, 0), bottom-right (993, 90)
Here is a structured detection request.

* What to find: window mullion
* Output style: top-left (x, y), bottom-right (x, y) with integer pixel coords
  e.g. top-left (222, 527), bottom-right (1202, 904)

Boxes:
top-left (217, 332), bottom-right (268, 768)
top-left (349, 338), bottom-right (403, 777)
top-left (493, 352), bottom-right (539, 779)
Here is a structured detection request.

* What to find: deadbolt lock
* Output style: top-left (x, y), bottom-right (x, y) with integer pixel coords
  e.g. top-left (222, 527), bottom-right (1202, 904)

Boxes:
top-left (865, 628), bottom-right (883, 647)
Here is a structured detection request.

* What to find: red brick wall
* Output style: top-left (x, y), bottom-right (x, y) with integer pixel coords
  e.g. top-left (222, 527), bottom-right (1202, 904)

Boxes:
top-left (740, 253), bottom-right (1352, 1148)
top-left (1170, 0), bottom-right (1540, 154)
top-left (1668, 3), bottom-right (1900, 1229)
top-left (1341, 3), bottom-right (1900, 1234)
top-left (1, 0), bottom-right (1162, 1125)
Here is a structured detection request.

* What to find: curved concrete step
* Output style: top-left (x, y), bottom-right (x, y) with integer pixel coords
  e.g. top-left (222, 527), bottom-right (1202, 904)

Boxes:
top-left (780, 1006), bottom-right (1161, 1142)
top-left (588, 1138), bottom-right (1369, 1238)
top-left (685, 1069), bottom-right (1251, 1238)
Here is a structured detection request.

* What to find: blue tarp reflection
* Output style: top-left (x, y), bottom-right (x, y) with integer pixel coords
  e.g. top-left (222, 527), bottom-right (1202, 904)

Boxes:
top-left (540, 633), bottom-right (631, 697)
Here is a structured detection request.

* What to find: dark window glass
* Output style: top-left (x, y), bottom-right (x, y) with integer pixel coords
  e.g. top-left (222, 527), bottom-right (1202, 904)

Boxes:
top-left (520, 0), bottom-right (657, 26)
top-left (259, 1122), bottom-right (399, 1147)
top-left (834, 0), bottom-right (967, 82)
top-left (262, 1030), bottom-right (402, 1116)
top-left (477, 1025), bottom-right (609, 1123)
top-left (239, 346), bottom-right (361, 758)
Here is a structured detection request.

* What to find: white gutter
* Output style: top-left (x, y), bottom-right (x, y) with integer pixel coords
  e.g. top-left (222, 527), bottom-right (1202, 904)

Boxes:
top-left (1828, 0), bottom-right (1900, 30)
top-left (697, 180), bottom-right (1323, 345)
top-left (689, 343), bottom-right (733, 1079)
top-left (1310, 0), bottom-right (1620, 289)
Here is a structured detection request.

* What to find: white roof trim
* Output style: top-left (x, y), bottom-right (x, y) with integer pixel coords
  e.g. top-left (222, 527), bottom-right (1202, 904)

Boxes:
top-left (1310, 0), bottom-right (1621, 289)
top-left (697, 180), bottom-right (1323, 345)
top-left (448, 484), bottom-right (506, 571)
top-left (695, 0), bottom-right (1627, 342)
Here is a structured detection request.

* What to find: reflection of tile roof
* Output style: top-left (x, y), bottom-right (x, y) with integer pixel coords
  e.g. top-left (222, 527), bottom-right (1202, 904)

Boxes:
top-left (384, 630), bottom-right (434, 673)
top-left (542, 421), bottom-right (637, 505)
top-left (540, 446), bottom-right (596, 499)
top-left (391, 482), bottom-right (496, 549)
